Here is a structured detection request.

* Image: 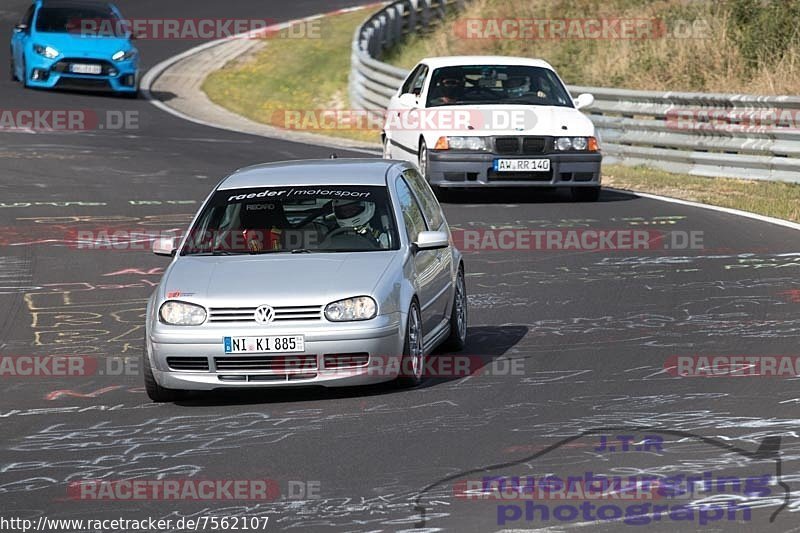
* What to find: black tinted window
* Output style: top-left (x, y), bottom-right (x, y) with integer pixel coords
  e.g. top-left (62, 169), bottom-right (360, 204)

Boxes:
top-left (426, 65), bottom-right (573, 108)
top-left (35, 6), bottom-right (124, 35)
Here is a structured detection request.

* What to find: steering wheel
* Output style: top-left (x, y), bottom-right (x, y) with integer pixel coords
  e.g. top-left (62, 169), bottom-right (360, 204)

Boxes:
top-left (320, 227), bottom-right (380, 249)
top-left (466, 87), bottom-right (498, 98)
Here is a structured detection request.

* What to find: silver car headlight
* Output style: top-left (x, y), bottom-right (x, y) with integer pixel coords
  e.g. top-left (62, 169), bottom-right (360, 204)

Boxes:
top-left (159, 301), bottom-right (207, 326)
top-left (112, 49), bottom-right (137, 62)
top-left (33, 44), bottom-right (59, 59)
top-left (325, 296), bottom-right (377, 322)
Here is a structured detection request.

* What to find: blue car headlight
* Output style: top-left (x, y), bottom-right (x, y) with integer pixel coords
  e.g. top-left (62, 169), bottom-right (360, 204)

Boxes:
top-left (33, 44), bottom-right (59, 59)
top-left (112, 49), bottom-right (137, 62)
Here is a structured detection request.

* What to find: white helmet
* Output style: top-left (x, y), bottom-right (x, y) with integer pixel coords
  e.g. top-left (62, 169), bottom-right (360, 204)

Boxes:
top-left (333, 199), bottom-right (375, 228)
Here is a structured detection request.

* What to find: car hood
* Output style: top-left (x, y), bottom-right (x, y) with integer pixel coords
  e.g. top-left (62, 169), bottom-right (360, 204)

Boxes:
top-left (160, 252), bottom-right (399, 307)
top-left (431, 104), bottom-right (596, 137)
top-left (33, 32), bottom-right (132, 57)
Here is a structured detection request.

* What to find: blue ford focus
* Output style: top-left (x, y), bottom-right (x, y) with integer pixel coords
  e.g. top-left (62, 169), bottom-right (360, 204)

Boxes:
top-left (10, 0), bottom-right (139, 96)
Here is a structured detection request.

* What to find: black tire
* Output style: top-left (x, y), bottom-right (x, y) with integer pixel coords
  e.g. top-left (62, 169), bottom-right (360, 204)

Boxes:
top-left (395, 301), bottom-right (425, 388)
top-left (21, 57), bottom-right (28, 88)
top-left (419, 139), bottom-right (449, 201)
top-left (418, 139), bottom-right (430, 179)
top-left (572, 186), bottom-right (600, 202)
top-left (143, 342), bottom-right (184, 402)
top-left (442, 265), bottom-right (467, 351)
top-left (9, 52), bottom-right (16, 82)
top-left (381, 134), bottom-right (391, 159)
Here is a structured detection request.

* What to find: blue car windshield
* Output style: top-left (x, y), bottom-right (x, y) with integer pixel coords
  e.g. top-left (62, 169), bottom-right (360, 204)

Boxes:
top-left (182, 185), bottom-right (401, 255)
top-left (35, 6), bottom-right (126, 36)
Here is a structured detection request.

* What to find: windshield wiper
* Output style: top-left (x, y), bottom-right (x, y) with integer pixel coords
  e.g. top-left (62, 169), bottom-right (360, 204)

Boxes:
top-left (290, 248), bottom-right (313, 254)
top-left (183, 250), bottom-right (241, 256)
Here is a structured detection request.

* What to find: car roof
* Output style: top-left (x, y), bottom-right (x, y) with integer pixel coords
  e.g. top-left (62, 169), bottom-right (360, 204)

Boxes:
top-left (419, 56), bottom-right (555, 71)
top-left (217, 159), bottom-right (405, 190)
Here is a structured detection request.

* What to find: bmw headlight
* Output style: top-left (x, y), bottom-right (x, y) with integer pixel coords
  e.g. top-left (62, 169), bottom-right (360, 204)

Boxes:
top-left (434, 136), bottom-right (488, 151)
top-left (112, 49), bottom-right (137, 61)
top-left (33, 44), bottom-right (59, 59)
top-left (571, 137), bottom-right (588, 150)
top-left (555, 137), bottom-right (573, 151)
top-left (159, 301), bottom-right (207, 326)
top-left (555, 137), bottom-right (599, 151)
top-left (325, 296), bottom-right (377, 322)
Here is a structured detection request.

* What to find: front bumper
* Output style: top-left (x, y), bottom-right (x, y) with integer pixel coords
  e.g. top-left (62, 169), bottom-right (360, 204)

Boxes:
top-left (428, 150), bottom-right (602, 188)
top-left (24, 54), bottom-right (138, 92)
top-left (148, 314), bottom-right (405, 390)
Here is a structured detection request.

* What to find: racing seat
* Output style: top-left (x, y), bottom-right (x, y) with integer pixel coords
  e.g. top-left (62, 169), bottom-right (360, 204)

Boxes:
top-left (239, 202), bottom-right (291, 251)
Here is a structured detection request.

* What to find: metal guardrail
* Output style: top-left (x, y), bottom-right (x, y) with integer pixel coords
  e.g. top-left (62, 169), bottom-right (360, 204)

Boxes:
top-left (349, 1), bottom-right (800, 182)
top-left (349, 0), bottom-right (463, 113)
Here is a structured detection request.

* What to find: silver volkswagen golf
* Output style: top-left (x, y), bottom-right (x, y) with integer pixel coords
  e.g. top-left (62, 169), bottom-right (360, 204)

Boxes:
top-left (144, 159), bottom-right (467, 401)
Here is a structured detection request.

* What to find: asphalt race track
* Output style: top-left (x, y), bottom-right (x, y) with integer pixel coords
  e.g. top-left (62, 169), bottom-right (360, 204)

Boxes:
top-left (1, 1), bottom-right (800, 532)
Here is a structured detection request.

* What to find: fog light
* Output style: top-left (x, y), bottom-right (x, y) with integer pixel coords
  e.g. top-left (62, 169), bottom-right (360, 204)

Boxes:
top-left (31, 69), bottom-right (49, 81)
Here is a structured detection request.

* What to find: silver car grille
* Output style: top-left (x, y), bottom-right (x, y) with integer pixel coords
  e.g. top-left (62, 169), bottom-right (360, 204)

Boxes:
top-left (208, 305), bottom-right (323, 323)
top-left (214, 355), bottom-right (318, 372)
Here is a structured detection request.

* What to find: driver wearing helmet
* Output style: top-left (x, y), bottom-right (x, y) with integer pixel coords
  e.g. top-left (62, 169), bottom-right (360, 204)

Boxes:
top-left (331, 199), bottom-right (389, 248)
top-left (429, 68), bottom-right (466, 105)
top-left (505, 76), bottom-right (531, 98)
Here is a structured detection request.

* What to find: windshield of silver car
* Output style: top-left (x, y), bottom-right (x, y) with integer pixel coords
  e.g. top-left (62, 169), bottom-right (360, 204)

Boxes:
top-left (180, 185), bottom-right (400, 255)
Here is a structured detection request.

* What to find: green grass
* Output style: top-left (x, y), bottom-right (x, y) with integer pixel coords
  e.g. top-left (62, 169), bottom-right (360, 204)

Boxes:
top-left (382, 0), bottom-right (800, 95)
top-left (202, 9), bottom-right (380, 143)
top-left (604, 164), bottom-right (800, 223)
top-left (201, 3), bottom-right (800, 224)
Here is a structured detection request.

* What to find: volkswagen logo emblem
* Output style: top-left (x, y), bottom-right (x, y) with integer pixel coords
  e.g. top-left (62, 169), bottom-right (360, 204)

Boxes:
top-left (254, 305), bottom-right (275, 324)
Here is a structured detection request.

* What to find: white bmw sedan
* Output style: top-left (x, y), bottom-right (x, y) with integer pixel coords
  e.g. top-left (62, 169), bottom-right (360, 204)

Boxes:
top-left (382, 56), bottom-right (602, 201)
top-left (143, 159), bottom-right (467, 401)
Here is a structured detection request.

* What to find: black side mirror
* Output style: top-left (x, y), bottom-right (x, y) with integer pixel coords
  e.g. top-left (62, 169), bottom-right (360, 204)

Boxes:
top-left (14, 23), bottom-right (29, 33)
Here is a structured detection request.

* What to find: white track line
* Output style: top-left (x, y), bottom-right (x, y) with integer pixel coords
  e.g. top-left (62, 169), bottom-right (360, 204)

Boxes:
top-left (140, 7), bottom-right (800, 232)
top-left (606, 187), bottom-right (800, 232)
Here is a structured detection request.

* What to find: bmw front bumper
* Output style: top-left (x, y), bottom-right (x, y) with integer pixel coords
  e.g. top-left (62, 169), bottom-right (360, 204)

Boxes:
top-left (428, 150), bottom-right (602, 188)
top-left (147, 313), bottom-right (405, 390)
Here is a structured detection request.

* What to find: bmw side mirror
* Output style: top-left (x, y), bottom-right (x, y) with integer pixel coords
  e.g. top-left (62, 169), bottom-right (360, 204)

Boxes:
top-left (153, 236), bottom-right (176, 257)
top-left (574, 93), bottom-right (595, 110)
top-left (14, 23), bottom-right (29, 33)
top-left (413, 231), bottom-right (449, 252)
